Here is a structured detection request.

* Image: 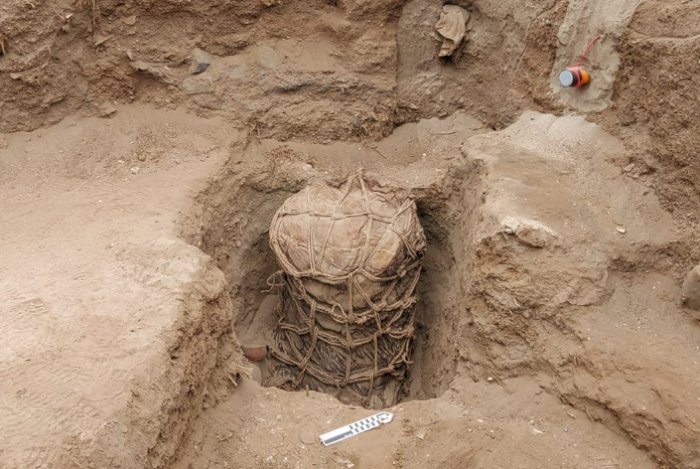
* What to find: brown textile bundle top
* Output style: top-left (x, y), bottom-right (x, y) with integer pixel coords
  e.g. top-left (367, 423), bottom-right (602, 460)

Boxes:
top-left (270, 174), bottom-right (425, 285)
top-left (267, 173), bottom-right (426, 407)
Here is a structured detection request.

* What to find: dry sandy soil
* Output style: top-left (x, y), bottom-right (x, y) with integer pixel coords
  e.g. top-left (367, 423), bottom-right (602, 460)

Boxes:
top-left (1, 0), bottom-right (700, 468)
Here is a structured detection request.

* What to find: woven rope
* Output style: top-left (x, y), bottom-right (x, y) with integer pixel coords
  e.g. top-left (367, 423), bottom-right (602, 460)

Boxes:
top-left (265, 173), bottom-right (425, 407)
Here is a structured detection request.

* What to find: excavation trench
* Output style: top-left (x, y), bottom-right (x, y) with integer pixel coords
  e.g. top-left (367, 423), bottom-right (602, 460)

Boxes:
top-left (1, 0), bottom-right (699, 466)
top-left (195, 150), bottom-right (474, 406)
top-left (177, 112), bottom-right (698, 468)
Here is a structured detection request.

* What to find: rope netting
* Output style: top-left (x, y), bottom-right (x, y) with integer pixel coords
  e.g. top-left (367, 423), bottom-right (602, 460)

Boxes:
top-left (265, 173), bottom-right (426, 408)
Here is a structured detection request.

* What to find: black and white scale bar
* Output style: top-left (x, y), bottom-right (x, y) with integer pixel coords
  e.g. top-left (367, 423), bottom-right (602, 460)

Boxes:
top-left (319, 412), bottom-right (394, 447)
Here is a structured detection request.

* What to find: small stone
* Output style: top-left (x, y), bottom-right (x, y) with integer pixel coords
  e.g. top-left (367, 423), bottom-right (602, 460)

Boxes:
top-left (189, 47), bottom-right (213, 75)
top-left (623, 163), bottom-right (635, 172)
top-left (130, 60), bottom-right (177, 84)
top-left (181, 75), bottom-right (214, 95)
top-left (137, 154), bottom-right (146, 162)
top-left (681, 264), bottom-right (700, 310)
top-left (486, 376), bottom-right (494, 382)
top-left (130, 166), bottom-right (141, 175)
top-left (300, 163), bottom-right (313, 172)
top-left (122, 15), bottom-right (137, 26)
top-left (93, 33), bottom-right (113, 47)
top-left (616, 226), bottom-right (627, 234)
top-left (98, 103), bottom-right (117, 118)
top-left (501, 216), bottom-right (559, 248)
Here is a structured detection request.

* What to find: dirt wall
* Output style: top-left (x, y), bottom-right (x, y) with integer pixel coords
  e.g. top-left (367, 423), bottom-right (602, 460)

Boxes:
top-left (5, 0), bottom-right (698, 217)
top-left (1, 0), bottom-right (562, 138)
top-left (608, 0), bottom-right (700, 216)
top-left (0, 0), bottom-right (405, 139)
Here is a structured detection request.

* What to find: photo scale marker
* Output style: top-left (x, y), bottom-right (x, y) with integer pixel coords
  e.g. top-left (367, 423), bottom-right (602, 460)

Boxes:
top-left (319, 412), bottom-right (394, 447)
